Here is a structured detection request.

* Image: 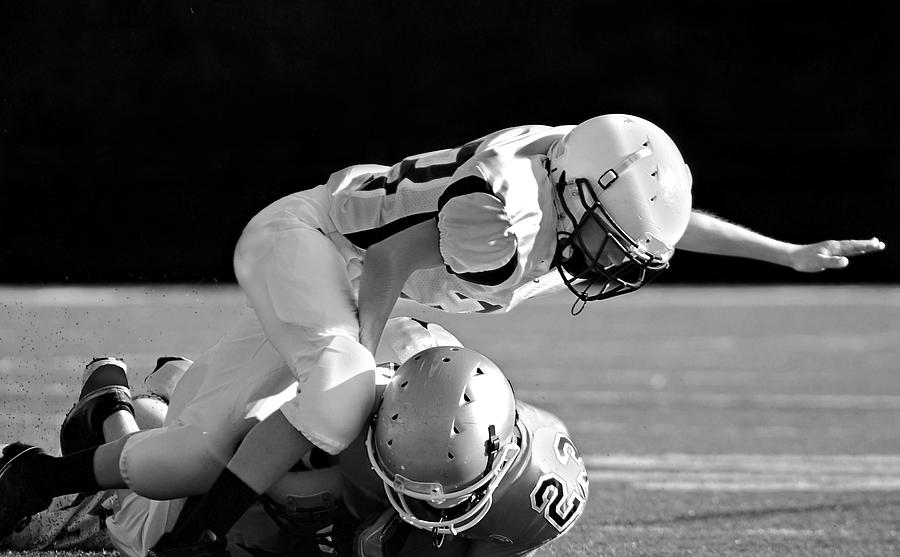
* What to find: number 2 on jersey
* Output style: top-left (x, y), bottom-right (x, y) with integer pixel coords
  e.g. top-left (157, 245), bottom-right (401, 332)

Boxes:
top-left (529, 433), bottom-right (589, 532)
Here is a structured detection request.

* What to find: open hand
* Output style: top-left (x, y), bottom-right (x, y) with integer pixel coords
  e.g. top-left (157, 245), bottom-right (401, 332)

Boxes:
top-left (789, 237), bottom-right (885, 272)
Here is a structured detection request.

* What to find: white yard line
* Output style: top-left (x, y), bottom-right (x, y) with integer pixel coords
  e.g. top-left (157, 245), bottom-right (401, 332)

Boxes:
top-left (602, 524), bottom-right (855, 538)
top-left (0, 286), bottom-right (242, 307)
top-left (585, 453), bottom-right (900, 492)
top-left (519, 389), bottom-right (900, 410)
top-left (1, 285), bottom-right (899, 307)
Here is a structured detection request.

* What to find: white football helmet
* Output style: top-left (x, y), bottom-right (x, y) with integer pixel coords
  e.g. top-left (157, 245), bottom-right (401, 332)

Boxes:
top-left (547, 114), bottom-right (693, 309)
top-left (366, 346), bottom-right (520, 536)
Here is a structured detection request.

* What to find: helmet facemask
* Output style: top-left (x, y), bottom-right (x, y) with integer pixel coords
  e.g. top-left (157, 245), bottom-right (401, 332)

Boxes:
top-left (553, 167), bottom-right (672, 314)
top-left (365, 424), bottom-right (519, 535)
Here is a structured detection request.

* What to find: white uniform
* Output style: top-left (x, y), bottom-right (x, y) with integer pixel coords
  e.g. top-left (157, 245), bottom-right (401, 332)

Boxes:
top-left (327, 124), bottom-right (571, 313)
top-left (110, 124), bottom-right (574, 555)
top-left (105, 317), bottom-right (464, 557)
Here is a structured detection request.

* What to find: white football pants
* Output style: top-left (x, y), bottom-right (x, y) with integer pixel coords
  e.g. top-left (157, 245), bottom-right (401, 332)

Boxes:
top-left (119, 184), bottom-right (378, 497)
top-left (109, 166), bottom-right (463, 555)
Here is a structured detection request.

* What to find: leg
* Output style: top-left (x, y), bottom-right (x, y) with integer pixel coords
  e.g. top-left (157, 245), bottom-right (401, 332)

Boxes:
top-left (1, 358), bottom-right (141, 540)
top-left (0, 357), bottom-right (175, 552)
top-left (60, 357), bottom-right (136, 456)
top-left (165, 220), bottom-right (378, 546)
top-left (234, 223), bottom-right (376, 456)
top-left (2, 350), bottom-right (244, 544)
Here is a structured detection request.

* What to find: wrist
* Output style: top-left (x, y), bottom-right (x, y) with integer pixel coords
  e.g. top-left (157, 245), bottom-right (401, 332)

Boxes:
top-left (774, 242), bottom-right (802, 269)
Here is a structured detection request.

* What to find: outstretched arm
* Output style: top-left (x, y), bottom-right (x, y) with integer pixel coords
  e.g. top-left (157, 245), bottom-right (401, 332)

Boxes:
top-left (677, 210), bottom-right (885, 272)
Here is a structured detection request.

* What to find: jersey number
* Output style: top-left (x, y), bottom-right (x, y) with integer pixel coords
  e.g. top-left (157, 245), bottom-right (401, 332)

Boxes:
top-left (529, 474), bottom-right (585, 533)
top-left (529, 433), bottom-right (588, 532)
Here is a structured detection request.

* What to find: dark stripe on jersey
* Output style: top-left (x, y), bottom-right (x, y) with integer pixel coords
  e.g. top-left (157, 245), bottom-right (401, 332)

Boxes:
top-left (453, 292), bottom-right (504, 313)
top-left (436, 175), bottom-right (497, 212)
top-left (360, 139), bottom-right (483, 195)
top-left (343, 212), bottom-right (437, 249)
top-left (447, 249), bottom-right (518, 287)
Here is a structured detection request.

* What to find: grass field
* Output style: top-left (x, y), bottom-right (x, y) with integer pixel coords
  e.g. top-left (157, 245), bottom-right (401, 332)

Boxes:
top-left (2, 285), bottom-right (899, 556)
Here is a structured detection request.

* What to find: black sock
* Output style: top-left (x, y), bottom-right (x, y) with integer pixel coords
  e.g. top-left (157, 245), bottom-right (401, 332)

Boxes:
top-left (29, 447), bottom-right (101, 498)
top-left (170, 467), bottom-right (259, 543)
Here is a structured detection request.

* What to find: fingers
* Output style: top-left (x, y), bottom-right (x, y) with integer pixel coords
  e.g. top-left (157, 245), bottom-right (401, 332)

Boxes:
top-left (817, 254), bottom-right (849, 270)
top-left (810, 237), bottom-right (885, 272)
top-left (832, 237), bottom-right (886, 256)
top-left (795, 237), bottom-right (884, 273)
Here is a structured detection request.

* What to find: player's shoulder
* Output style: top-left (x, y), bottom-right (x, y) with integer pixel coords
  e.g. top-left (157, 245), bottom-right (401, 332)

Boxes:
top-left (464, 402), bottom-right (588, 549)
top-left (514, 401), bottom-right (587, 496)
top-left (455, 125), bottom-right (563, 202)
top-left (477, 124), bottom-right (572, 152)
top-left (472, 125), bottom-right (566, 169)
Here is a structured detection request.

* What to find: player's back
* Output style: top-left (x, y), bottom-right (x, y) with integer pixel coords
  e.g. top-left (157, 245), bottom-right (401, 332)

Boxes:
top-left (325, 124), bottom-right (570, 245)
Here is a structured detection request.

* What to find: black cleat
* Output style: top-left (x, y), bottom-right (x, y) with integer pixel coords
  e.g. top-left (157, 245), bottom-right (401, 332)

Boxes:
top-left (0, 443), bottom-right (53, 541)
top-left (60, 357), bottom-right (133, 456)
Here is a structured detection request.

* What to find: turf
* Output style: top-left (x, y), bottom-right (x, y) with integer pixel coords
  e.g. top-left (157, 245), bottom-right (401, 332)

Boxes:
top-left (2, 285), bottom-right (899, 556)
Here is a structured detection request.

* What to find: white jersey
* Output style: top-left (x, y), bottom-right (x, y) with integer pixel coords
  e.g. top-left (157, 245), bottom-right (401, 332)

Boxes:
top-left (325, 124), bottom-right (575, 313)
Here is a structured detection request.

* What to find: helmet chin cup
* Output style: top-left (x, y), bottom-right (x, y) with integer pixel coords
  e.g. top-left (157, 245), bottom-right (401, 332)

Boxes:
top-left (554, 178), bottom-right (671, 312)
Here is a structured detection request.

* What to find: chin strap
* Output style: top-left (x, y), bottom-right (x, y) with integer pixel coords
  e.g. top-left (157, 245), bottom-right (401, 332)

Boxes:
top-left (570, 294), bottom-right (588, 316)
top-left (547, 143), bottom-right (653, 240)
top-left (596, 145), bottom-right (653, 190)
top-left (433, 528), bottom-right (447, 548)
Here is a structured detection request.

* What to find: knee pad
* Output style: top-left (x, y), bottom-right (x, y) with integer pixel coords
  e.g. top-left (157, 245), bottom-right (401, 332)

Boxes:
top-left (132, 394), bottom-right (168, 430)
top-left (120, 426), bottom-right (228, 499)
top-left (143, 357), bottom-right (193, 403)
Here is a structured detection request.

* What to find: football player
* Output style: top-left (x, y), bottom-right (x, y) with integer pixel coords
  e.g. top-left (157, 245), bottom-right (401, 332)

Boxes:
top-left (342, 345), bottom-right (589, 557)
top-left (2, 331), bottom-right (587, 557)
top-left (0, 114), bottom-right (884, 553)
top-left (0, 317), bottom-right (462, 556)
top-left (2, 320), bottom-right (581, 556)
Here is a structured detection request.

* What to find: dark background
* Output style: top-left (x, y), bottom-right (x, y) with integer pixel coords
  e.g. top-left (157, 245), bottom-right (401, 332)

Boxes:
top-left (2, 1), bottom-right (897, 284)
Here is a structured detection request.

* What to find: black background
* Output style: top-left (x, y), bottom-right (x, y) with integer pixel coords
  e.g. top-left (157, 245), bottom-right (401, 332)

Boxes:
top-left (2, 1), bottom-right (897, 284)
